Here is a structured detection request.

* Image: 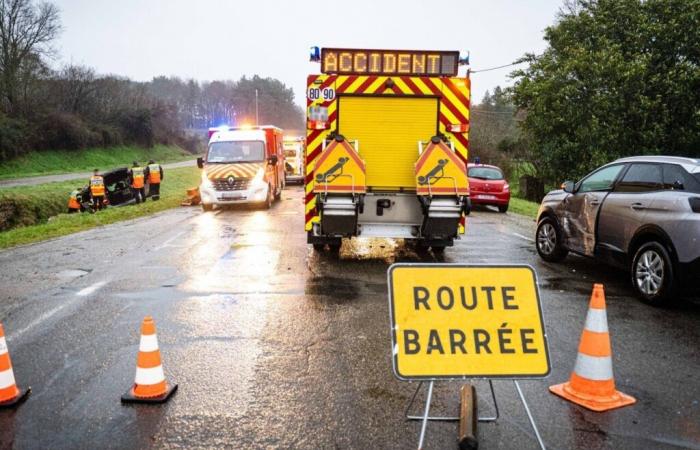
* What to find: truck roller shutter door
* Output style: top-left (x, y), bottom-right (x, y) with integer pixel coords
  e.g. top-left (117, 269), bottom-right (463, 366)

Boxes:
top-left (338, 96), bottom-right (438, 190)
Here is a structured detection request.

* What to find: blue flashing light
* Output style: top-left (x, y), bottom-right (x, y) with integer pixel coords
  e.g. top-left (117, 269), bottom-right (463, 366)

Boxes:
top-left (459, 51), bottom-right (470, 66)
top-left (310, 46), bottom-right (320, 62)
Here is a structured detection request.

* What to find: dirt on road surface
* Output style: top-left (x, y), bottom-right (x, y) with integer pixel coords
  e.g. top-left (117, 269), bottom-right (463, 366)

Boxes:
top-left (0, 186), bottom-right (698, 449)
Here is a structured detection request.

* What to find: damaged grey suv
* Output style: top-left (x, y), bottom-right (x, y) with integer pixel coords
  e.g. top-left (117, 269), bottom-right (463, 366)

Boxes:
top-left (535, 156), bottom-right (700, 305)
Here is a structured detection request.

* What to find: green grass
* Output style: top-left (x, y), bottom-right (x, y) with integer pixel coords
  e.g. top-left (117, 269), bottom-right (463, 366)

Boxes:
top-left (508, 197), bottom-right (540, 219)
top-left (0, 145), bottom-right (193, 180)
top-left (0, 166), bottom-right (201, 249)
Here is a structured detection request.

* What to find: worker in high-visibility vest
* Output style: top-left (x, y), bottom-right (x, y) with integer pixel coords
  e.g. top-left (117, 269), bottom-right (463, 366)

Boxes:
top-left (67, 188), bottom-right (82, 213)
top-left (89, 169), bottom-right (106, 211)
top-left (129, 161), bottom-right (146, 204)
top-left (144, 159), bottom-right (163, 201)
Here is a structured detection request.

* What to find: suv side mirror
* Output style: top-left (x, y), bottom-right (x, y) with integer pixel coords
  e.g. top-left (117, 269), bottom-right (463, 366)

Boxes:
top-left (562, 180), bottom-right (575, 193)
top-left (268, 155), bottom-right (278, 165)
top-left (196, 157), bottom-right (204, 169)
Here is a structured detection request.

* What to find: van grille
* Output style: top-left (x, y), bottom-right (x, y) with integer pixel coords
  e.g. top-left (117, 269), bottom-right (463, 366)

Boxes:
top-left (213, 178), bottom-right (250, 191)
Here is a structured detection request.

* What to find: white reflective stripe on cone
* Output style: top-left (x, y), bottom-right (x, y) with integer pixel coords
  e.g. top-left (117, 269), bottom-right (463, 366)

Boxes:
top-left (0, 336), bottom-right (7, 354)
top-left (584, 308), bottom-right (609, 333)
top-left (574, 353), bottom-right (614, 381)
top-left (0, 368), bottom-right (16, 389)
top-left (134, 365), bottom-right (165, 385)
top-left (139, 334), bottom-right (159, 352)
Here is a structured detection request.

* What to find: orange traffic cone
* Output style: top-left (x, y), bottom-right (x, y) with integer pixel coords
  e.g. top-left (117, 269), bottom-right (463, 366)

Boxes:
top-left (549, 284), bottom-right (636, 412)
top-left (0, 324), bottom-right (31, 408)
top-left (121, 316), bottom-right (177, 404)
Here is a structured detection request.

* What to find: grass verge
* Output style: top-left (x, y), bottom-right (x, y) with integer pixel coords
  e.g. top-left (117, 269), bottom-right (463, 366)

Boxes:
top-left (0, 167), bottom-right (200, 249)
top-left (0, 145), bottom-right (193, 180)
top-left (508, 197), bottom-right (540, 219)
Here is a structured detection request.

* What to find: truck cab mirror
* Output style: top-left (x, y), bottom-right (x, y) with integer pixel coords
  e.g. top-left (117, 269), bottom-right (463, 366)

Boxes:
top-left (268, 155), bottom-right (279, 165)
top-left (562, 180), bottom-right (575, 194)
top-left (196, 157), bottom-right (204, 169)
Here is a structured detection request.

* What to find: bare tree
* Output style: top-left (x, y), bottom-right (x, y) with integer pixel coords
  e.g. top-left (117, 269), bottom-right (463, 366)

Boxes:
top-left (0, 0), bottom-right (60, 113)
top-left (56, 64), bottom-right (96, 114)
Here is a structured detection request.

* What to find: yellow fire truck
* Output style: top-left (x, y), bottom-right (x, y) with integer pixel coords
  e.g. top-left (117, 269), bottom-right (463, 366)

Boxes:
top-left (305, 48), bottom-right (471, 252)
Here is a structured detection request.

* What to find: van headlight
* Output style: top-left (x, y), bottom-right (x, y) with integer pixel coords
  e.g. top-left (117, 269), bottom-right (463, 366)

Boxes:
top-left (250, 168), bottom-right (268, 200)
top-left (250, 168), bottom-right (267, 191)
top-left (201, 172), bottom-right (213, 189)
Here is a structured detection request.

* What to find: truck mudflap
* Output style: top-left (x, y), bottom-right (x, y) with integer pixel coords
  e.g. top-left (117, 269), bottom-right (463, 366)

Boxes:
top-left (415, 136), bottom-right (469, 239)
top-left (313, 135), bottom-right (366, 236)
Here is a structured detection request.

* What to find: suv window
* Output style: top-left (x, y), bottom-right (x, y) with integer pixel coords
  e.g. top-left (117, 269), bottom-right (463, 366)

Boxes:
top-left (615, 163), bottom-right (662, 193)
top-left (662, 164), bottom-right (700, 193)
top-left (578, 164), bottom-right (624, 193)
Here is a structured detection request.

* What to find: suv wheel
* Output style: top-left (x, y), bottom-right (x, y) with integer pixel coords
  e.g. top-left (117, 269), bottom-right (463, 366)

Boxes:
top-left (536, 217), bottom-right (568, 262)
top-left (631, 241), bottom-right (677, 306)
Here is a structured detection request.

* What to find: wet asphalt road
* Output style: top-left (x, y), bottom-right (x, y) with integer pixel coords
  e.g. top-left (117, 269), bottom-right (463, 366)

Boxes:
top-left (0, 186), bottom-right (698, 450)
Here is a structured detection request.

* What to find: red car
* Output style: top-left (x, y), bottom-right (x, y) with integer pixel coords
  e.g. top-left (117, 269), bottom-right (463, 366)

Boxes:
top-left (467, 163), bottom-right (510, 212)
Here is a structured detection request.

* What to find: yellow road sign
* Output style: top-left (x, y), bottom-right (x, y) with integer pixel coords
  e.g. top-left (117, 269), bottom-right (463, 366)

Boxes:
top-left (312, 138), bottom-right (366, 193)
top-left (388, 264), bottom-right (550, 380)
top-left (415, 141), bottom-right (468, 196)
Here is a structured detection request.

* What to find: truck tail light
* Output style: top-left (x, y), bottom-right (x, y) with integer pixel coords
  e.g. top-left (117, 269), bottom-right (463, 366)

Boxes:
top-left (448, 123), bottom-right (470, 133)
top-left (689, 197), bottom-right (700, 213)
top-left (307, 120), bottom-right (328, 130)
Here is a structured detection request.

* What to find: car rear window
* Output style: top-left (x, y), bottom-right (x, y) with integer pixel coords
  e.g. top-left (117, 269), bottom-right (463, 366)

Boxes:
top-left (664, 164), bottom-right (700, 193)
top-left (468, 167), bottom-right (503, 180)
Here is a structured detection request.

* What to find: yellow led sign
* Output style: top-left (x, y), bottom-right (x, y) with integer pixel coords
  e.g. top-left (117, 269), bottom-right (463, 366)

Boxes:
top-left (321, 48), bottom-right (459, 77)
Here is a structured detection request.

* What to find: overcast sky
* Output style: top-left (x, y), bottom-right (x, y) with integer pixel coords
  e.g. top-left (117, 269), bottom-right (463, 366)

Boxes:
top-left (52, 0), bottom-right (563, 107)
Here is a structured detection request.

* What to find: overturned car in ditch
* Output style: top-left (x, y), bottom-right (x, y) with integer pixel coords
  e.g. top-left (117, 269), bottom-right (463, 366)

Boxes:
top-left (77, 167), bottom-right (153, 209)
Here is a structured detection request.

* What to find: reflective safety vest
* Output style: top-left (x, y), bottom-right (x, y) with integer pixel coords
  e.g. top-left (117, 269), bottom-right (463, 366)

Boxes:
top-left (68, 190), bottom-right (81, 209)
top-left (131, 166), bottom-right (145, 188)
top-left (148, 164), bottom-right (161, 184)
top-left (90, 175), bottom-right (105, 196)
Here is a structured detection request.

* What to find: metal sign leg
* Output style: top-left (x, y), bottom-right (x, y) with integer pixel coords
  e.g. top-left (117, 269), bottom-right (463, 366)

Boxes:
top-left (513, 380), bottom-right (546, 450)
top-left (417, 381), bottom-right (434, 450)
top-left (405, 379), bottom-right (499, 422)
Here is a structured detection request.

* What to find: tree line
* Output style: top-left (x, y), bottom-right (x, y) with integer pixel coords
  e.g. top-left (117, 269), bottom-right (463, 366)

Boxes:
top-left (0, 0), bottom-right (304, 162)
top-left (473, 0), bottom-right (699, 189)
top-left (508, 0), bottom-right (700, 185)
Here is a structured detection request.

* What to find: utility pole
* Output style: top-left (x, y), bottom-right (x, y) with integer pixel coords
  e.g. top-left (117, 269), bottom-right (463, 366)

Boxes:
top-left (255, 89), bottom-right (259, 126)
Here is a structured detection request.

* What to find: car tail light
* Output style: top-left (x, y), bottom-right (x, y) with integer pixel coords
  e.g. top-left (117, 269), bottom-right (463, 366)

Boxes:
top-left (689, 197), bottom-right (700, 213)
top-left (504, 183), bottom-right (510, 191)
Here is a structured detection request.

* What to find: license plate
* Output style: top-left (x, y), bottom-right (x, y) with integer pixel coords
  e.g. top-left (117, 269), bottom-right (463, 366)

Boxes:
top-left (220, 192), bottom-right (244, 200)
top-left (477, 194), bottom-right (497, 200)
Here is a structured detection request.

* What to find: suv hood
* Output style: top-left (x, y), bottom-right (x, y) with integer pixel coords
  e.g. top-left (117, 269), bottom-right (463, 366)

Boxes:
top-left (205, 162), bottom-right (263, 180)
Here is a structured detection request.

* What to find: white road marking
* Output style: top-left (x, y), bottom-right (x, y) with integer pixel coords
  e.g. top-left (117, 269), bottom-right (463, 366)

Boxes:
top-left (512, 232), bottom-right (535, 242)
top-left (77, 281), bottom-right (107, 297)
top-left (155, 231), bottom-right (187, 250)
top-left (13, 281), bottom-right (107, 339)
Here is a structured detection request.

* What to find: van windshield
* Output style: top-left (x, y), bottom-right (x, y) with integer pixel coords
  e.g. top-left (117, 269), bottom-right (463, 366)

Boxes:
top-left (207, 141), bottom-right (265, 163)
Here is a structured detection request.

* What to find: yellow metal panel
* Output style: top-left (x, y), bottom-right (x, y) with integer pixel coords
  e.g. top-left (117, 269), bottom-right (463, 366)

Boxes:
top-left (338, 96), bottom-right (438, 189)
